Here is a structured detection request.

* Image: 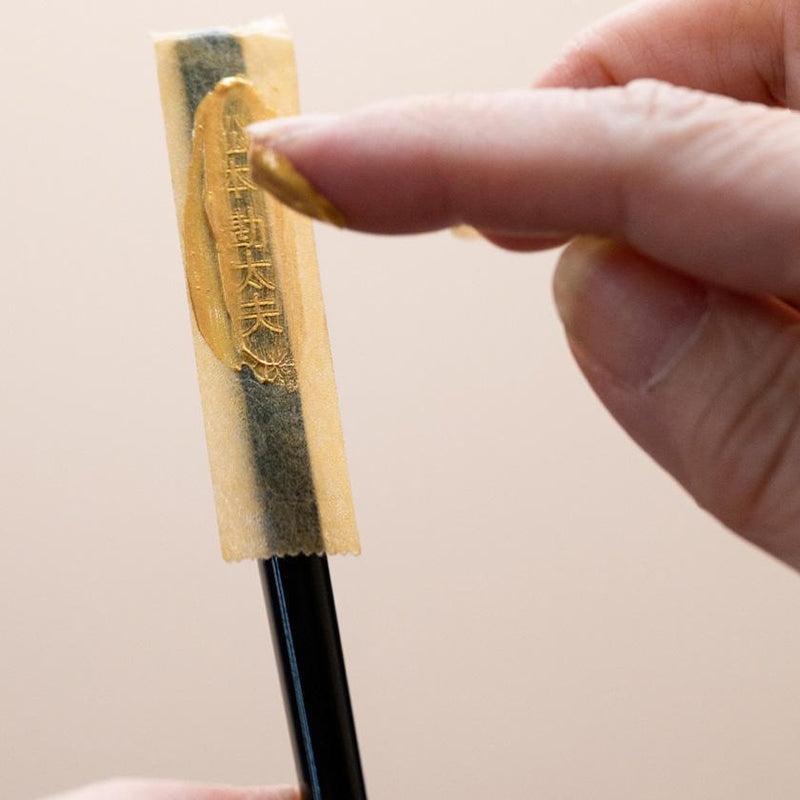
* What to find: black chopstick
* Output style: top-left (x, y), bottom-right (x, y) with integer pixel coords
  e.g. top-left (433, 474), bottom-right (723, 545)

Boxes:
top-left (260, 555), bottom-right (368, 800)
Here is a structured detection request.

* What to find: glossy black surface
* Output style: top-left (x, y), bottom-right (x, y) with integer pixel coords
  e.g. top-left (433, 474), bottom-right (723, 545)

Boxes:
top-left (260, 556), bottom-right (368, 800)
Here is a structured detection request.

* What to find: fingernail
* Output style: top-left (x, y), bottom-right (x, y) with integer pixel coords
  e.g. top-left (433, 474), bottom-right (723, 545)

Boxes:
top-left (247, 113), bottom-right (335, 146)
top-left (247, 116), bottom-right (346, 227)
top-left (553, 237), bottom-right (709, 390)
top-left (450, 225), bottom-right (482, 240)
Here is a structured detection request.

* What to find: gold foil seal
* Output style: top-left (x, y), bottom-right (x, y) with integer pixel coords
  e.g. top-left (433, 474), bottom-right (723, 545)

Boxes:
top-left (185, 77), bottom-right (298, 388)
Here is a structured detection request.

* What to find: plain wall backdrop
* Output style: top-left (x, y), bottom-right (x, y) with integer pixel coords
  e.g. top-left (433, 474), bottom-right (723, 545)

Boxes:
top-left (3, 0), bottom-right (800, 797)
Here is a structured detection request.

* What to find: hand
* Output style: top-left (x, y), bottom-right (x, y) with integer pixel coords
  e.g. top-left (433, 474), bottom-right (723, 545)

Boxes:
top-left (43, 778), bottom-right (297, 799)
top-left (248, 0), bottom-right (800, 571)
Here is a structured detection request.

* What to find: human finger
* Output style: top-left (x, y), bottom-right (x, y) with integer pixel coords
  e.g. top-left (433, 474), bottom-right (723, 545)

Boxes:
top-left (478, 232), bottom-right (571, 252)
top-left (536, 0), bottom-right (790, 105)
top-left (553, 237), bottom-right (800, 567)
top-left (248, 82), bottom-right (800, 302)
top-left (41, 778), bottom-right (298, 800)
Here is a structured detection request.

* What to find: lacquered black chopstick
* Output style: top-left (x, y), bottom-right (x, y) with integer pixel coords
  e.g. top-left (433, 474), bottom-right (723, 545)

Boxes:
top-left (260, 556), bottom-right (368, 800)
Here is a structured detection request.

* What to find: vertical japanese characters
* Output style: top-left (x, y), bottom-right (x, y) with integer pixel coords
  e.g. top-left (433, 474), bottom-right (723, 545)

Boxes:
top-left (184, 76), bottom-right (297, 389)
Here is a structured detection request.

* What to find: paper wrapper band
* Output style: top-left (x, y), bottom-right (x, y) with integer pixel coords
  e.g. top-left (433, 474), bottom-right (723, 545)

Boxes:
top-left (154, 19), bottom-right (359, 559)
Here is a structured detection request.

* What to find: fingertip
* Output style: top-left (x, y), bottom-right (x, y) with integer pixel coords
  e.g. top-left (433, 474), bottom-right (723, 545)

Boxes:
top-left (553, 239), bottom-right (709, 390)
top-left (249, 145), bottom-right (348, 227)
top-left (481, 232), bottom-right (571, 252)
top-left (553, 236), bottom-right (617, 329)
top-left (535, 28), bottom-right (619, 90)
top-left (247, 101), bottom-right (455, 233)
top-left (242, 786), bottom-right (300, 800)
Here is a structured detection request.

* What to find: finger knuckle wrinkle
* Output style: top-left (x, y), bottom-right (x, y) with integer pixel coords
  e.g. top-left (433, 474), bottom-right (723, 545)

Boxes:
top-left (693, 325), bottom-right (800, 540)
top-left (558, 25), bottom-right (620, 86)
top-left (619, 79), bottom-right (712, 128)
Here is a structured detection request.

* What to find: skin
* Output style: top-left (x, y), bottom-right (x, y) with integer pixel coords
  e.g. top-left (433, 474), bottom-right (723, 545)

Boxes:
top-left (42, 779), bottom-right (298, 799)
top-left (245, 0), bottom-right (800, 568)
top-left (57, 0), bottom-right (800, 795)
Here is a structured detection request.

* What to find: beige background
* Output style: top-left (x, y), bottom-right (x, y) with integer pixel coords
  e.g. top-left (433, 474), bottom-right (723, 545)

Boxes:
top-left (3, 0), bottom-right (800, 797)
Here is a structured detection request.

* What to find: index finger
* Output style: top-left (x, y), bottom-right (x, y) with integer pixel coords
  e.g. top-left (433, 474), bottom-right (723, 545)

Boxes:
top-left (248, 81), bottom-right (800, 301)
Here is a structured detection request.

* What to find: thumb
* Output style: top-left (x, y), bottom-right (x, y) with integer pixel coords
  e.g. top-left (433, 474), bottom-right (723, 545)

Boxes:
top-left (554, 237), bottom-right (800, 568)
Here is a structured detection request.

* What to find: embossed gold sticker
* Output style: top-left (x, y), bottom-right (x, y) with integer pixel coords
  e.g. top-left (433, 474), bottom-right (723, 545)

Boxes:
top-left (184, 76), bottom-right (297, 389)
